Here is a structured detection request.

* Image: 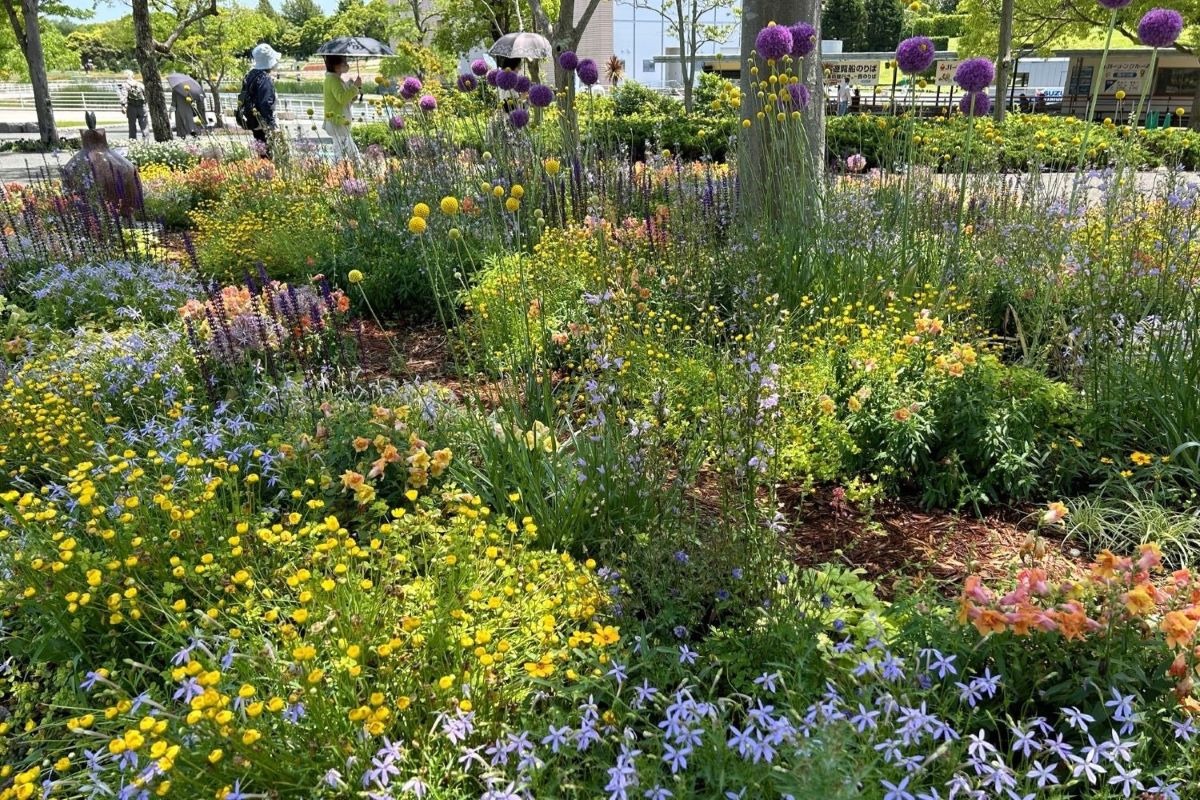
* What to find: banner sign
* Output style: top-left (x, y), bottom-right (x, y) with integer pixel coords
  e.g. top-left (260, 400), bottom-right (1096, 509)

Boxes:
top-left (823, 60), bottom-right (880, 86)
top-left (1103, 59), bottom-right (1150, 93)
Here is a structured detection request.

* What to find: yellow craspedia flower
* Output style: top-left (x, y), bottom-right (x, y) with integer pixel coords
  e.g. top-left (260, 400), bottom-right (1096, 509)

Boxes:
top-left (510, 184), bottom-right (525, 200)
top-left (413, 202), bottom-right (430, 219)
top-left (544, 157), bottom-right (561, 175)
top-left (408, 216), bottom-right (427, 235)
top-left (1115, 89), bottom-right (1126, 101)
top-left (439, 196), bottom-right (459, 215)
top-left (505, 197), bottom-right (520, 212)
top-left (492, 185), bottom-right (505, 198)
top-left (347, 269), bottom-right (364, 284)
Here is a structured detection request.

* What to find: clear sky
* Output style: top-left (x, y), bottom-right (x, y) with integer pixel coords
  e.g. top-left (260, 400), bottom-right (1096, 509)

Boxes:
top-left (58, 0), bottom-right (340, 23)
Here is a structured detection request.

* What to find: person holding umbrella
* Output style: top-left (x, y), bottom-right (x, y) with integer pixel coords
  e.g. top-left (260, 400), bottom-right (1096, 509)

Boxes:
top-left (323, 54), bottom-right (362, 163)
top-left (169, 74), bottom-right (207, 138)
top-left (238, 43), bottom-right (281, 157)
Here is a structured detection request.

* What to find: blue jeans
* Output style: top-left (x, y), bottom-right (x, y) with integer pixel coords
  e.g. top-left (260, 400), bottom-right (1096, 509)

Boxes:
top-left (838, 100), bottom-right (849, 116)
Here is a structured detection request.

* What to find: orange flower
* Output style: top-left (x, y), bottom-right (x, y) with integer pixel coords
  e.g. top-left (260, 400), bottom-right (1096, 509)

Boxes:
top-left (973, 608), bottom-right (1008, 637)
top-left (352, 437), bottom-right (371, 453)
top-left (1092, 549), bottom-right (1120, 580)
top-left (1122, 585), bottom-right (1156, 616)
top-left (1163, 610), bottom-right (1198, 650)
top-left (340, 470), bottom-right (365, 491)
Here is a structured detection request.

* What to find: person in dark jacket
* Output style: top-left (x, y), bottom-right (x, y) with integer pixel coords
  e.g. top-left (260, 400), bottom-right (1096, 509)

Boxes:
top-left (241, 43), bottom-right (281, 157)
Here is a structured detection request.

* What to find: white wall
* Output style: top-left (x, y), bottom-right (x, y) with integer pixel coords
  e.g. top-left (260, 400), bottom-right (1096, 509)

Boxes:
top-left (612, 0), bottom-right (741, 89)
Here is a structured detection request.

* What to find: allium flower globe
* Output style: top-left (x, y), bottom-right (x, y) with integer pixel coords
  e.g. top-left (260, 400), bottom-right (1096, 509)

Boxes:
top-left (400, 76), bottom-right (423, 99)
top-left (485, 68), bottom-right (499, 86)
top-left (755, 24), bottom-right (794, 61)
top-left (1096, 0), bottom-right (1132, 8)
top-left (895, 36), bottom-right (936, 75)
top-left (528, 84), bottom-right (554, 108)
top-left (577, 58), bottom-right (600, 86)
top-left (388, 114), bottom-right (405, 130)
top-left (846, 153), bottom-right (867, 172)
top-left (558, 50), bottom-right (579, 72)
top-left (496, 69), bottom-right (520, 91)
top-left (959, 90), bottom-right (991, 117)
top-left (456, 73), bottom-right (477, 92)
top-left (1138, 8), bottom-right (1184, 48)
top-left (789, 21), bottom-right (817, 57)
top-left (418, 94), bottom-right (437, 112)
top-left (515, 75), bottom-right (532, 93)
top-left (954, 57), bottom-right (995, 92)
top-left (470, 58), bottom-right (489, 76)
top-left (786, 82), bottom-right (810, 109)
top-left (509, 108), bottom-right (530, 129)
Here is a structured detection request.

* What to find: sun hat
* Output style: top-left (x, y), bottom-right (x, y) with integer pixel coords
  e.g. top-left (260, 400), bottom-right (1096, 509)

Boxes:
top-left (251, 43), bottom-right (281, 71)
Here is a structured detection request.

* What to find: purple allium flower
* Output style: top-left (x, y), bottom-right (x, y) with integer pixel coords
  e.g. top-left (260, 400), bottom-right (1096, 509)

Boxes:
top-left (528, 83), bottom-right (554, 107)
top-left (515, 75), bottom-right (532, 93)
top-left (559, 50), bottom-right (579, 71)
top-left (959, 90), bottom-right (991, 116)
top-left (786, 82), bottom-right (810, 109)
top-left (755, 24), bottom-right (794, 61)
top-left (418, 94), bottom-right (437, 112)
top-left (789, 21), bottom-right (817, 57)
top-left (400, 76), bottom-right (423, 99)
top-left (1138, 7), bottom-right (1183, 48)
top-left (509, 107), bottom-right (530, 129)
top-left (1097, 0), bottom-right (1132, 8)
top-left (486, 68), bottom-right (499, 86)
top-left (846, 153), bottom-right (867, 172)
top-left (954, 57), bottom-right (994, 92)
top-left (388, 114), bottom-right (405, 130)
top-left (577, 58), bottom-right (599, 85)
top-left (496, 69), bottom-right (520, 91)
top-left (471, 58), bottom-right (489, 76)
top-left (895, 36), bottom-right (936, 75)
top-left (456, 73), bottom-right (478, 92)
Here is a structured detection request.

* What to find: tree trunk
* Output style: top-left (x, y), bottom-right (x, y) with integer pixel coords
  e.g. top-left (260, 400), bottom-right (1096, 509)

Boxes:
top-left (1191, 73), bottom-right (1200, 132)
top-left (2, 0), bottom-right (58, 144)
top-left (132, 0), bottom-right (172, 141)
top-left (993, 0), bottom-right (1014, 122)
top-left (740, 0), bottom-right (824, 207)
top-left (208, 80), bottom-right (224, 128)
top-left (21, 0), bottom-right (56, 144)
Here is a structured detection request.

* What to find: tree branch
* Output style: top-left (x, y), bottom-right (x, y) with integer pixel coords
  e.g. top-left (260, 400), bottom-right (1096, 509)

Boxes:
top-left (155, 0), bottom-right (218, 54)
top-left (526, 0), bottom-right (551, 36)
top-left (1, 0), bottom-right (26, 49)
top-left (572, 0), bottom-right (603, 41)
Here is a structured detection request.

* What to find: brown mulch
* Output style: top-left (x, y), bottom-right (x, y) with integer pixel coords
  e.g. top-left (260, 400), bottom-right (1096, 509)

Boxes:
top-left (779, 488), bottom-right (1085, 596)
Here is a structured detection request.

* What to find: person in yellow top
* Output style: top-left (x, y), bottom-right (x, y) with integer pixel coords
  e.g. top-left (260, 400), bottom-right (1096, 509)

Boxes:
top-left (323, 55), bottom-right (362, 163)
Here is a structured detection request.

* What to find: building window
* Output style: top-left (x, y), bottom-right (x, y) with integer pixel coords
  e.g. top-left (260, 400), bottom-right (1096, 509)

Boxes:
top-left (643, 59), bottom-right (655, 73)
top-left (1154, 67), bottom-right (1198, 95)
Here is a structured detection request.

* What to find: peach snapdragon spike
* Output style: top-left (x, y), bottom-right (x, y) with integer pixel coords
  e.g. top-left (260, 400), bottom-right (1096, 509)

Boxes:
top-left (958, 541), bottom-right (1200, 714)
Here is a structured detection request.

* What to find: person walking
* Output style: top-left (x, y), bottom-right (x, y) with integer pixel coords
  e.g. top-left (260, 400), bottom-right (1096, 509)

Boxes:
top-left (837, 77), bottom-right (852, 116)
top-left (173, 89), bottom-right (206, 138)
top-left (322, 54), bottom-right (362, 164)
top-left (119, 70), bottom-right (148, 140)
top-left (239, 43), bottom-right (281, 157)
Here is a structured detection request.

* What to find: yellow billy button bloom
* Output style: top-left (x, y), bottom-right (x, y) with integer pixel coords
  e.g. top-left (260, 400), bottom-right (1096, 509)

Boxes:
top-left (412, 202), bottom-right (430, 219)
top-left (439, 196), bottom-right (460, 215)
top-left (408, 216), bottom-right (427, 235)
top-left (347, 269), bottom-right (364, 284)
top-left (505, 197), bottom-right (520, 212)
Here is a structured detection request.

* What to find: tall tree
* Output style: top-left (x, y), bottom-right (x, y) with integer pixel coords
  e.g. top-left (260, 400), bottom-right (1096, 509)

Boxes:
top-left (130, 0), bottom-right (219, 141)
top-left (280, 0), bottom-right (321, 27)
top-left (1, 0), bottom-right (59, 143)
top-left (960, 0), bottom-right (1200, 129)
top-left (630, 0), bottom-right (739, 111)
top-left (863, 0), bottom-right (902, 52)
top-left (527, 0), bottom-right (606, 89)
top-left (171, 4), bottom-right (276, 126)
top-left (256, 0), bottom-right (277, 18)
top-left (822, 0), bottom-right (866, 51)
top-left (429, 0), bottom-right (530, 55)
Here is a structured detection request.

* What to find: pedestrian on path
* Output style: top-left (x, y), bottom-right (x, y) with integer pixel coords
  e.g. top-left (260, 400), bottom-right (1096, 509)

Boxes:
top-left (322, 54), bottom-right (362, 164)
top-left (239, 44), bottom-right (281, 158)
top-left (837, 77), bottom-right (852, 116)
top-left (120, 70), bottom-right (148, 140)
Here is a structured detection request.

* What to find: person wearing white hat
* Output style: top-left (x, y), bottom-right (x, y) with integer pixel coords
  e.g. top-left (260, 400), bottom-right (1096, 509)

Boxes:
top-left (237, 43), bottom-right (282, 156)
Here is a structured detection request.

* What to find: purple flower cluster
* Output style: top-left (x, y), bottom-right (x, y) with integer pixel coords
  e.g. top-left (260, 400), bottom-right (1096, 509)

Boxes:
top-left (786, 82), bottom-right (810, 109)
top-left (789, 21), bottom-right (817, 57)
top-left (418, 94), bottom-right (437, 112)
top-left (496, 69), bottom-right (519, 91)
top-left (959, 90), bottom-right (991, 117)
top-left (509, 108), bottom-right (530, 129)
top-left (954, 57), bottom-right (995, 92)
top-left (470, 58), bottom-right (489, 76)
top-left (559, 50), bottom-right (579, 72)
top-left (456, 73), bottom-right (478, 92)
top-left (529, 83), bottom-right (554, 108)
top-left (755, 24), bottom-right (793, 61)
top-left (895, 36), bottom-right (936, 75)
top-left (1138, 7), bottom-right (1184, 48)
top-left (577, 58), bottom-right (599, 86)
top-left (399, 76), bottom-right (422, 99)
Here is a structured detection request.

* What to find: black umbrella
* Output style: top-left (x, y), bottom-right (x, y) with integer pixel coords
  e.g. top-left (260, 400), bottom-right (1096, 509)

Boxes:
top-left (316, 36), bottom-right (395, 57)
top-left (167, 73), bottom-right (204, 99)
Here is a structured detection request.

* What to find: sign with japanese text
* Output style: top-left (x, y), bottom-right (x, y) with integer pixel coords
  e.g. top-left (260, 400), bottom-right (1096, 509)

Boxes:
top-left (1103, 59), bottom-right (1150, 93)
top-left (935, 60), bottom-right (963, 86)
top-left (822, 60), bottom-right (880, 86)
